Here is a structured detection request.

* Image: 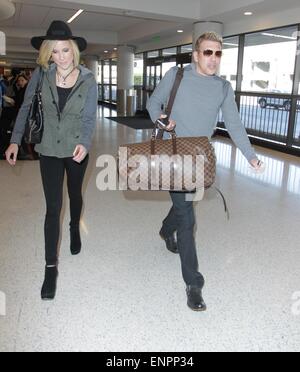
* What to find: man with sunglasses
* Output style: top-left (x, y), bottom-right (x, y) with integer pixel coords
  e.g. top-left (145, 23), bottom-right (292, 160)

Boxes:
top-left (147, 32), bottom-right (263, 312)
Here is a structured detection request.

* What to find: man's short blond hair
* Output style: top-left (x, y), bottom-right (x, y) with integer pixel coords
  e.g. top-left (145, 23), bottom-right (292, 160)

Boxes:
top-left (195, 32), bottom-right (223, 52)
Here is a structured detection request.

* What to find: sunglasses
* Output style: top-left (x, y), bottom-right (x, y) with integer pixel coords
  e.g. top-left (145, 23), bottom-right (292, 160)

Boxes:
top-left (201, 49), bottom-right (223, 58)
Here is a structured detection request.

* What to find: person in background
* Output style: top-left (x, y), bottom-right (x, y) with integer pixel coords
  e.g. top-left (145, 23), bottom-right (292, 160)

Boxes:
top-left (0, 76), bottom-right (4, 117)
top-left (0, 76), bottom-right (5, 150)
top-left (15, 74), bottom-right (29, 110)
top-left (24, 69), bottom-right (33, 81)
top-left (0, 75), bottom-right (15, 157)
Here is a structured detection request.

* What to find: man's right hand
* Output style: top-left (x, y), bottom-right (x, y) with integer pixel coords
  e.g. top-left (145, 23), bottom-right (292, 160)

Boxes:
top-left (160, 115), bottom-right (176, 132)
top-left (5, 144), bottom-right (19, 166)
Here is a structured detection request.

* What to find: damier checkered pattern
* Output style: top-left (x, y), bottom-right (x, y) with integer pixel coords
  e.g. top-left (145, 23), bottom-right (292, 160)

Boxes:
top-left (119, 136), bottom-right (216, 192)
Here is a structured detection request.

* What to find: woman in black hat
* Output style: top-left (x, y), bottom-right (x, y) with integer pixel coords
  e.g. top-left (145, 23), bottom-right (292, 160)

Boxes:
top-left (5, 21), bottom-right (98, 300)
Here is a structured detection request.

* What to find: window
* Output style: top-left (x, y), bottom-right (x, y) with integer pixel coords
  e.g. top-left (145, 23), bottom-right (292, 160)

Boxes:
top-left (103, 61), bottom-right (110, 84)
top-left (98, 59), bottom-right (117, 105)
top-left (242, 26), bottom-right (298, 93)
top-left (134, 54), bottom-right (144, 86)
top-left (98, 64), bottom-right (102, 84)
top-left (111, 86), bottom-right (117, 103)
top-left (219, 36), bottom-right (239, 90)
top-left (111, 59), bottom-right (117, 85)
top-left (147, 50), bottom-right (159, 58)
top-left (181, 44), bottom-right (193, 54)
top-left (104, 85), bottom-right (110, 101)
top-left (162, 47), bottom-right (177, 56)
top-left (98, 84), bottom-right (103, 101)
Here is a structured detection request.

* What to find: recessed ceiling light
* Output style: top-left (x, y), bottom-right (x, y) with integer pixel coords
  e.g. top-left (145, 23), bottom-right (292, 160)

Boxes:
top-left (104, 51), bottom-right (109, 53)
top-left (244, 11), bottom-right (253, 16)
top-left (114, 48), bottom-right (118, 51)
top-left (177, 30), bottom-right (184, 33)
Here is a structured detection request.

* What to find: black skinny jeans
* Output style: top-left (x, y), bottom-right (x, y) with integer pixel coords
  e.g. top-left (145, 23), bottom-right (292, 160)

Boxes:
top-left (40, 155), bottom-right (89, 265)
top-left (161, 192), bottom-right (205, 288)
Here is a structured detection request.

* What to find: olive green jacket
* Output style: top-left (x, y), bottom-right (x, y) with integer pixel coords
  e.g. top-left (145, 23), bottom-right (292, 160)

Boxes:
top-left (11, 64), bottom-right (98, 158)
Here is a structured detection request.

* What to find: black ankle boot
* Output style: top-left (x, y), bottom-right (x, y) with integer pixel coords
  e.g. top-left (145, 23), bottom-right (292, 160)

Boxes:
top-left (41, 266), bottom-right (58, 301)
top-left (159, 229), bottom-right (179, 254)
top-left (186, 286), bottom-right (207, 312)
top-left (70, 227), bottom-right (81, 255)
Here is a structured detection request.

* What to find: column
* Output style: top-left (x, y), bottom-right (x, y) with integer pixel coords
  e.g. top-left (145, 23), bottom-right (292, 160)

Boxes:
top-left (117, 45), bottom-right (135, 116)
top-left (0, 0), bottom-right (15, 21)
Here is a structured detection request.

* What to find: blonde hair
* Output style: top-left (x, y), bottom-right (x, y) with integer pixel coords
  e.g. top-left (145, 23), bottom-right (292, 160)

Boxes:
top-left (195, 32), bottom-right (223, 52)
top-left (37, 39), bottom-right (81, 70)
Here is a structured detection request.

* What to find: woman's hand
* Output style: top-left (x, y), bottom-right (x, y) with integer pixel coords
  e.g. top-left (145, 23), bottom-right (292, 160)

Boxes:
top-left (5, 144), bottom-right (19, 166)
top-left (73, 145), bottom-right (88, 163)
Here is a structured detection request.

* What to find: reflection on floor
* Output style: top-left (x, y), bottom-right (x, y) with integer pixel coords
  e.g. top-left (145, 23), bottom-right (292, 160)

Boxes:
top-left (0, 106), bottom-right (300, 352)
top-left (214, 142), bottom-right (300, 196)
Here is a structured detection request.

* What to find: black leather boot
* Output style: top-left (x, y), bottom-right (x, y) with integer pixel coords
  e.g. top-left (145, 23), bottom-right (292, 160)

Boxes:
top-left (159, 229), bottom-right (179, 254)
top-left (41, 266), bottom-right (58, 301)
top-left (70, 226), bottom-right (81, 255)
top-left (186, 286), bottom-right (207, 312)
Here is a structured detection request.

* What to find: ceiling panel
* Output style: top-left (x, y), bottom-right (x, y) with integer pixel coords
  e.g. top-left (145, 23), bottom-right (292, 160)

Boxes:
top-left (18, 5), bottom-right (53, 28)
top-left (41, 9), bottom-right (143, 34)
top-left (72, 12), bottom-right (145, 32)
top-left (0, 3), bottom-right (149, 32)
top-left (41, 8), bottom-right (78, 27)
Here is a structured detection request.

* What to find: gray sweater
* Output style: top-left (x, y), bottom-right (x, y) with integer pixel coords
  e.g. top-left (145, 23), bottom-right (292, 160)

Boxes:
top-left (147, 63), bottom-right (257, 162)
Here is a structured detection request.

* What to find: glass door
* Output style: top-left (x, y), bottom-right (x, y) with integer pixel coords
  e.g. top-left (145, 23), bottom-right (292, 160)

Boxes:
top-left (146, 64), bottom-right (161, 90)
top-left (146, 61), bottom-right (163, 96)
top-left (162, 61), bottom-right (177, 78)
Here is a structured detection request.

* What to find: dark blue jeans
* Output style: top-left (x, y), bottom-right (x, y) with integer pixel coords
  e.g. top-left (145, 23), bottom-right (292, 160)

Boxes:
top-left (40, 155), bottom-right (89, 265)
top-left (161, 192), bottom-right (205, 288)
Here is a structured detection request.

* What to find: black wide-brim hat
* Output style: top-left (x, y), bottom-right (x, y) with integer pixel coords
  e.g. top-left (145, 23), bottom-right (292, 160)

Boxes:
top-left (31, 20), bottom-right (87, 52)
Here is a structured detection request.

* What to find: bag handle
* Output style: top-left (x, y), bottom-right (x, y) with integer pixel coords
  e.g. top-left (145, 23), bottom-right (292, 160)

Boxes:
top-left (35, 67), bottom-right (44, 94)
top-left (151, 129), bottom-right (177, 155)
top-left (155, 67), bottom-right (184, 139)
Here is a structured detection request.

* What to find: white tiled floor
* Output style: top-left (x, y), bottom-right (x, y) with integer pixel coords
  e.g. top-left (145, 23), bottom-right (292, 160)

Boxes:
top-left (0, 107), bottom-right (300, 352)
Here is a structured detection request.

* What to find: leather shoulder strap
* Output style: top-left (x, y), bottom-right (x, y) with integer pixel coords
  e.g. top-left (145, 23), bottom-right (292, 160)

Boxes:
top-left (165, 67), bottom-right (184, 117)
top-left (36, 67), bottom-right (45, 93)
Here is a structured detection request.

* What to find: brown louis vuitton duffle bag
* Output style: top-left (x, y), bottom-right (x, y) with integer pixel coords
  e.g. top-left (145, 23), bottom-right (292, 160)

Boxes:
top-left (118, 128), bottom-right (216, 192)
top-left (117, 66), bottom-right (228, 217)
